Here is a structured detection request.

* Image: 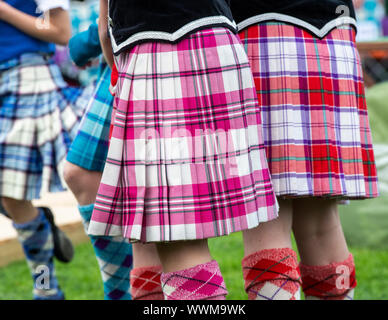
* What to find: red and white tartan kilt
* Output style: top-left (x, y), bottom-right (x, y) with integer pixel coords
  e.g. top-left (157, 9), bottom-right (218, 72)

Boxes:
top-left (238, 23), bottom-right (379, 199)
top-left (88, 28), bottom-right (278, 242)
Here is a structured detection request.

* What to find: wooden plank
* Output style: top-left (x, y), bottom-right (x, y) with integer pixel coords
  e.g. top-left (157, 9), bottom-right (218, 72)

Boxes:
top-left (357, 40), bottom-right (388, 55)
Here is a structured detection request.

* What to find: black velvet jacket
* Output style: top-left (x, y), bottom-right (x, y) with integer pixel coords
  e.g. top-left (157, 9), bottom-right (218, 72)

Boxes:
top-left (108, 0), bottom-right (236, 55)
top-left (231, 0), bottom-right (357, 37)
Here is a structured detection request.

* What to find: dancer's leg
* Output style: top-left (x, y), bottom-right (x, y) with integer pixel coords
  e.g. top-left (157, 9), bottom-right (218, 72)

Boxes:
top-left (2, 198), bottom-right (64, 300)
top-left (156, 240), bottom-right (228, 300)
top-left (293, 198), bottom-right (356, 300)
top-left (241, 199), bottom-right (301, 300)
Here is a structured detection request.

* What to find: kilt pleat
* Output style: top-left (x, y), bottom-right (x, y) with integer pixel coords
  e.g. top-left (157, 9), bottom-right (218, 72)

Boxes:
top-left (239, 23), bottom-right (379, 199)
top-left (89, 28), bottom-right (278, 242)
top-left (66, 65), bottom-right (113, 172)
top-left (0, 54), bottom-right (92, 200)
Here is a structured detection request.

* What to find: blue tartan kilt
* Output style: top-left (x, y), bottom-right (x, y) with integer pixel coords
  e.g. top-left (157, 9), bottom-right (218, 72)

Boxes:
top-left (66, 65), bottom-right (113, 172)
top-left (0, 53), bottom-right (93, 201)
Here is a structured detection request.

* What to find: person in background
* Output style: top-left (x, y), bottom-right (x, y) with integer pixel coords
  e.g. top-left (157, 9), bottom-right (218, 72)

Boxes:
top-left (231, 0), bottom-right (379, 300)
top-left (0, 0), bottom-right (91, 300)
top-left (56, 0), bottom-right (100, 86)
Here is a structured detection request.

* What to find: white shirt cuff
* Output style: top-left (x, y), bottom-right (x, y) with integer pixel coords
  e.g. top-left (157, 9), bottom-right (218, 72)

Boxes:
top-left (35, 0), bottom-right (70, 12)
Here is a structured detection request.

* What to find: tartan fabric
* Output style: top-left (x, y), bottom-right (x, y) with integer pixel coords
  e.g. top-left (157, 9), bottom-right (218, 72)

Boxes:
top-left (130, 265), bottom-right (164, 300)
top-left (78, 204), bottom-right (133, 300)
top-left (300, 253), bottom-right (357, 300)
top-left (93, 236), bottom-right (133, 300)
top-left (242, 248), bottom-right (302, 300)
top-left (13, 208), bottom-right (63, 300)
top-left (238, 23), bottom-right (379, 199)
top-left (88, 27), bottom-right (278, 242)
top-left (0, 54), bottom-right (92, 201)
top-left (161, 260), bottom-right (228, 300)
top-left (66, 66), bottom-right (113, 172)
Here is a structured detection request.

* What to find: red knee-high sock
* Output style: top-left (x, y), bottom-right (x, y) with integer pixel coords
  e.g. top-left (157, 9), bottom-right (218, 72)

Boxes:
top-left (300, 253), bottom-right (357, 300)
top-left (160, 260), bottom-right (228, 300)
top-left (130, 265), bottom-right (164, 300)
top-left (242, 248), bottom-right (302, 300)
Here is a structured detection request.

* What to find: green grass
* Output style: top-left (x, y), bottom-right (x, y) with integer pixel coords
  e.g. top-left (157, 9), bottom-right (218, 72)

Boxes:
top-left (0, 242), bottom-right (104, 300)
top-left (1, 232), bottom-right (388, 300)
top-left (365, 82), bottom-right (388, 144)
top-left (340, 196), bottom-right (388, 250)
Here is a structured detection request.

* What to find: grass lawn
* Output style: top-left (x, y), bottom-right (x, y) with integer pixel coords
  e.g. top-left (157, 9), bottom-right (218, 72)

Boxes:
top-left (340, 196), bottom-right (388, 250)
top-left (0, 231), bottom-right (387, 300)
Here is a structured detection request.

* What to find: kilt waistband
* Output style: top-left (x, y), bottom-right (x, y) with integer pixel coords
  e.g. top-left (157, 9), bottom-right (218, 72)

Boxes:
top-left (0, 53), bottom-right (53, 71)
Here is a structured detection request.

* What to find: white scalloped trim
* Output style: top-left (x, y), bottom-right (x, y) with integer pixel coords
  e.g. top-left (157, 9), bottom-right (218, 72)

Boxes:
top-left (237, 13), bottom-right (357, 38)
top-left (109, 16), bottom-right (237, 54)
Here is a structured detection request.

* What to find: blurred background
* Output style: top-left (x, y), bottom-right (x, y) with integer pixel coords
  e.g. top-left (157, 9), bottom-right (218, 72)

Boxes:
top-left (340, 0), bottom-right (388, 251)
top-left (0, 0), bottom-right (388, 300)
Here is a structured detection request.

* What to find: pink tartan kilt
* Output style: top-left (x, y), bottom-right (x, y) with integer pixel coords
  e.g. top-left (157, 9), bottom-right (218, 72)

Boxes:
top-left (88, 28), bottom-right (278, 242)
